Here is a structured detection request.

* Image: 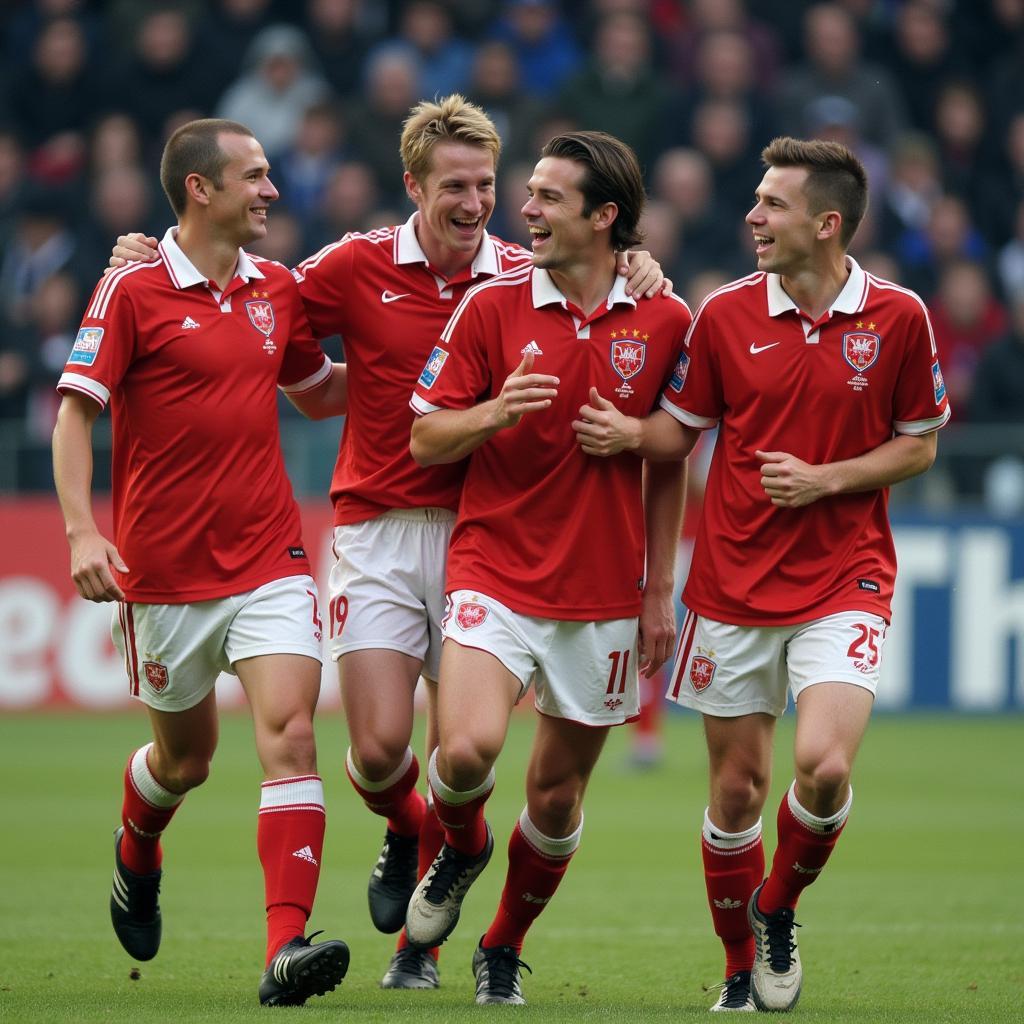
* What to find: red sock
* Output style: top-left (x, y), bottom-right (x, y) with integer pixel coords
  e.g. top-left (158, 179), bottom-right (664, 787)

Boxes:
top-left (119, 744), bottom-right (184, 875)
top-left (258, 775), bottom-right (326, 965)
top-left (395, 802), bottom-right (445, 959)
top-left (701, 810), bottom-right (764, 976)
top-left (758, 783), bottom-right (851, 914)
top-left (482, 813), bottom-right (579, 953)
top-left (428, 750), bottom-right (493, 856)
top-left (345, 747), bottom-right (426, 836)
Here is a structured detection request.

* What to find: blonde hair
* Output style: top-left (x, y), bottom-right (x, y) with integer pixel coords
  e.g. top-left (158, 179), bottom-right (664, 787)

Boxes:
top-left (400, 94), bottom-right (501, 182)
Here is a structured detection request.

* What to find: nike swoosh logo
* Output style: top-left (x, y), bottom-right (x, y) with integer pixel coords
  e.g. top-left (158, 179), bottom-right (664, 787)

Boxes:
top-left (749, 342), bottom-right (781, 354)
top-left (381, 290), bottom-right (411, 303)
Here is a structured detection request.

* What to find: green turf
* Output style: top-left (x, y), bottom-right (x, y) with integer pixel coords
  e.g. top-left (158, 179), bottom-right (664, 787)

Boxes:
top-left (0, 710), bottom-right (1020, 1022)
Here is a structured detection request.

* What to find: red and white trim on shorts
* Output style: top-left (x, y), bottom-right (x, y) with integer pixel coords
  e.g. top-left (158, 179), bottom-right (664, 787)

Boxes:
top-left (669, 609), bottom-right (699, 699)
top-left (119, 602), bottom-right (141, 696)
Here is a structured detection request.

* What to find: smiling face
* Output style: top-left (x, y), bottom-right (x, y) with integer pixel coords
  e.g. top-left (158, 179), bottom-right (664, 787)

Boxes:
top-left (204, 132), bottom-right (279, 245)
top-left (745, 164), bottom-right (825, 276)
top-left (521, 155), bottom-right (607, 271)
top-left (405, 141), bottom-right (496, 273)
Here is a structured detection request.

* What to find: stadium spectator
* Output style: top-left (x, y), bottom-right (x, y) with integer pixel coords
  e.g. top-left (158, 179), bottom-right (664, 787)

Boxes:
top-left (108, 6), bottom-right (218, 150)
top-left (997, 197), bottom-right (1024, 305)
top-left (573, 136), bottom-right (949, 1012)
top-left (303, 0), bottom-right (377, 99)
top-left (216, 24), bottom-right (331, 162)
top-left (274, 102), bottom-right (349, 228)
top-left (53, 117), bottom-right (349, 1007)
top-left (931, 80), bottom-right (988, 217)
top-left (200, 0), bottom-right (278, 92)
top-left (971, 296), bottom-right (1024, 425)
top-left (489, 0), bottom-right (583, 99)
top-left (929, 258), bottom-right (1008, 416)
top-left (88, 114), bottom-right (147, 178)
top-left (386, 1), bottom-right (476, 99)
top-left (557, 12), bottom-right (679, 173)
top-left (689, 97), bottom-right (757, 225)
top-left (304, 160), bottom-right (380, 251)
top-left (406, 129), bottom-right (688, 1005)
top-left (898, 193), bottom-right (987, 299)
top-left (878, 133), bottom-right (942, 253)
top-left (776, 3), bottom-right (907, 149)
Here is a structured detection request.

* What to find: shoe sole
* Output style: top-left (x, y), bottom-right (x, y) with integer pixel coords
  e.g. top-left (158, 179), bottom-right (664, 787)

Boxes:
top-left (261, 943), bottom-right (351, 1006)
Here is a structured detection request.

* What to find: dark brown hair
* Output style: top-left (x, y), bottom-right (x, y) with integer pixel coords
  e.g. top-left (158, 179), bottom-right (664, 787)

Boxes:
top-left (160, 118), bottom-right (255, 216)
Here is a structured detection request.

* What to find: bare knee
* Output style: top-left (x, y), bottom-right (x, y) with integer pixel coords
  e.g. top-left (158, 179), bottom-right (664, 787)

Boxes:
top-left (156, 753), bottom-right (212, 793)
top-left (349, 731), bottom-right (413, 782)
top-left (528, 779), bottom-right (583, 836)
top-left (439, 735), bottom-right (499, 790)
top-left (259, 712), bottom-right (317, 777)
top-left (711, 764), bottom-right (771, 830)
top-left (795, 753), bottom-right (851, 809)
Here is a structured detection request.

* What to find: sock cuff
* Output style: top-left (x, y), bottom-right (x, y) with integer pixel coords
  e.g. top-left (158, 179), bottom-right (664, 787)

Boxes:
top-left (518, 808), bottom-right (582, 859)
top-left (428, 748), bottom-right (494, 806)
top-left (786, 781), bottom-right (852, 834)
top-left (259, 775), bottom-right (325, 814)
top-left (129, 743), bottom-right (183, 809)
top-left (346, 746), bottom-right (415, 792)
top-left (702, 808), bottom-right (763, 852)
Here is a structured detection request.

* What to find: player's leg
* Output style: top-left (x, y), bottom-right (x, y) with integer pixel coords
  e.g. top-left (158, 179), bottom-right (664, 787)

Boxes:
top-left (748, 611), bottom-right (883, 1012)
top-left (109, 601), bottom-right (225, 962)
top-left (666, 611), bottom-right (789, 1011)
top-left (229, 575), bottom-right (348, 1006)
top-left (405, 634), bottom-right (523, 949)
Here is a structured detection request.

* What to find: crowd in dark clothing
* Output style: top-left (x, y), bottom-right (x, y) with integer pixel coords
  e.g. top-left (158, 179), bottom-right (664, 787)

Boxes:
top-left (1, 0), bottom-right (1022, 499)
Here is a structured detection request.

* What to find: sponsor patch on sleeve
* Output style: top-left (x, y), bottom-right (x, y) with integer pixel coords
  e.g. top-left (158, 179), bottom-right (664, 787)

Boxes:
top-left (68, 327), bottom-right (104, 366)
top-left (667, 351), bottom-right (690, 392)
top-left (931, 360), bottom-right (946, 404)
top-left (418, 346), bottom-right (449, 390)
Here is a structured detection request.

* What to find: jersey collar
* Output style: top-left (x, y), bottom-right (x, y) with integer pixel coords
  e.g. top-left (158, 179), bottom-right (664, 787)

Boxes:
top-left (530, 267), bottom-right (636, 314)
top-left (766, 255), bottom-right (868, 320)
top-left (395, 213), bottom-right (500, 279)
top-left (158, 226), bottom-right (265, 291)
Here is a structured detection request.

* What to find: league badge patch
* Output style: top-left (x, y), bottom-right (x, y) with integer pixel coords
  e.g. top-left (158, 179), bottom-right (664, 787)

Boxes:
top-left (68, 327), bottom-right (104, 366)
top-left (689, 655), bottom-right (717, 693)
top-left (418, 346), bottom-right (449, 389)
top-left (931, 360), bottom-right (946, 403)
top-left (668, 351), bottom-right (690, 392)
top-left (246, 300), bottom-right (276, 337)
top-left (455, 601), bottom-right (488, 631)
top-left (842, 330), bottom-right (880, 373)
top-left (610, 339), bottom-right (646, 381)
top-left (143, 661), bottom-right (169, 693)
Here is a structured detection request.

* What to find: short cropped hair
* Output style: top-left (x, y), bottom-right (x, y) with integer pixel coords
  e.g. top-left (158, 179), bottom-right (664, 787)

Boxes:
top-left (540, 131), bottom-right (646, 251)
top-left (761, 136), bottom-right (868, 247)
top-left (400, 94), bottom-right (502, 182)
top-left (160, 118), bottom-right (255, 216)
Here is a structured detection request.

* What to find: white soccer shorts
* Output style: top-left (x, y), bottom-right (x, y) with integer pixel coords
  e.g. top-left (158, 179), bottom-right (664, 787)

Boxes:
top-left (112, 574), bottom-right (323, 711)
top-left (327, 508), bottom-right (455, 681)
top-left (667, 609), bottom-right (888, 717)
top-left (442, 589), bottom-right (641, 727)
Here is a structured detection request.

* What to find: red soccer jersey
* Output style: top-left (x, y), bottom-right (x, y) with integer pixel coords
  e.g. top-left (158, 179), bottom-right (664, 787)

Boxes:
top-left (292, 214), bottom-right (531, 525)
top-left (411, 266), bottom-right (692, 620)
top-left (58, 228), bottom-right (332, 603)
top-left (660, 258), bottom-right (951, 625)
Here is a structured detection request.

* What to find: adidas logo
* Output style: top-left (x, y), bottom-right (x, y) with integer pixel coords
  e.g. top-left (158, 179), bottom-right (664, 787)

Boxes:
top-left (521, 892), bottom-right (550, 905)
top-left (292, 845), bottom-right (318, 866)
top-left (521, 340), bottom-right (543, 355)
top-left (713, 897), bottom-right (743, 909)
top-left (181, 316), bottom-right (200, 329)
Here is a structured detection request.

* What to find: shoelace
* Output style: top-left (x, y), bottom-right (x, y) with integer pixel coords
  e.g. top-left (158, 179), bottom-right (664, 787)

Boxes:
top-left (480, 946), bottom-right (532, 998)
top-left (763, 908), bottom-right (801, 972)
top-left (716, 971), bottom-right (752, 1008)
top-left (424, 845), bottom-right (478, 904)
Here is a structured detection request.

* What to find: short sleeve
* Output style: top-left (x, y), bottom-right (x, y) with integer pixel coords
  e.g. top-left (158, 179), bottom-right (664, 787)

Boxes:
top-left (658, 303), bottom-right (723, 431)
top-left (892, 300), bottom-right (952, 435)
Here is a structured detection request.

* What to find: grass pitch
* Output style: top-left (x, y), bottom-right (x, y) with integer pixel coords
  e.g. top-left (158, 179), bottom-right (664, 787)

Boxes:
top-left (0, 710), bottom-right (1020, 1022)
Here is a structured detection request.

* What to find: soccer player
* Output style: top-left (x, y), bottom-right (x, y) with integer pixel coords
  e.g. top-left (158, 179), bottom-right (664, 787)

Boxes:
top-left (406, 130), bottom-right (691, 1005)
top-left (108, 95), bottom-right (666, 991)
top-left (572, 137), bottom-right (951, 1012)
top-left (52, 119), bottom-right (350, 1007)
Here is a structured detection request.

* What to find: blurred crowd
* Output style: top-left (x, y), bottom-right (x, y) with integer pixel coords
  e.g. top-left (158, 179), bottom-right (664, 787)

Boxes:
top-left (1, 0), bottom-right (1022, 503)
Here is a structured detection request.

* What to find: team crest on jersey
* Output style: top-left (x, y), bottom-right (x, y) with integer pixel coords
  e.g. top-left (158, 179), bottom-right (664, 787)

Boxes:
top-left (68, 327), bottom-right (104, 366)
top-left (610, 339), bottom-right (646, 381)
top-left (143, 661), bottom-right (169, 693)
top-left (668, 351), bottom-right (690, 392)
top-left (245, 300), bottom-right (275, 337)
top-left (931, 360), bottom-right (946, 403)
top-left (418, 346), bottom-right (449, 389)
top-left (455, 601), bottom-right (488, 630)
top-left (690, 655), bottom-right (717, 692)
top-left (842, 331), bottom-right (880, 373)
